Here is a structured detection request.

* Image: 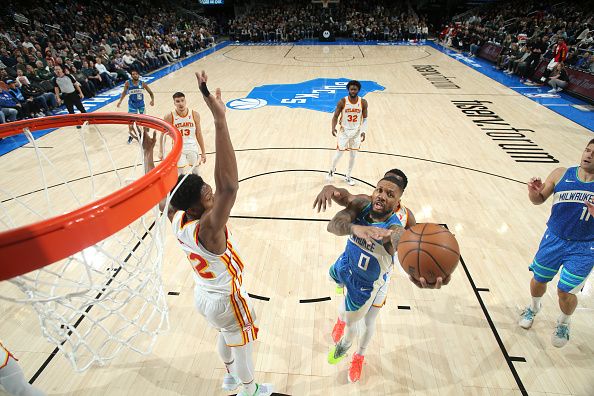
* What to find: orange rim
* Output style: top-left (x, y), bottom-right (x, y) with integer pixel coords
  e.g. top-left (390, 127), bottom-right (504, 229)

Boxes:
top-left (0, 113), bottom-right (182, 281)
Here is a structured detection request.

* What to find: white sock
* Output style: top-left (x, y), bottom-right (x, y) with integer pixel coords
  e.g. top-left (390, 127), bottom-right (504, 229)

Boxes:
top-left (338, 298), bottom-right (346, 322)
top-left (531, 297), bottom-right (541, 312)
top-left (331, 150), bottom-right (343, 171)
top-left (558, 312), bottom-right (571, 324)
top-left (217, 333), bottom-right (234, 373)
top-left (232, 342), bottom-right (257, 394)
top-left (347, 150), bottom-right (357, 177)
top-left (357, 306), bottom-right (380, 356)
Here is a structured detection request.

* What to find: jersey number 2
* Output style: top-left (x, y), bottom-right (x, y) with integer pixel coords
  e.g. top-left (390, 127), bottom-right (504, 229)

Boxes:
top-left (188, 253), bottom-right (215, 279)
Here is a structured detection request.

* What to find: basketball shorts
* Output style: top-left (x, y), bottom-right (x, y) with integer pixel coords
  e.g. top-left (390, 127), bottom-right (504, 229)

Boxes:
top-left (193, 286), bottom-right (258, 347)
top-left (337, 128), bottom-right (362, 151)
top-left (178, 149), bottom-right (200, 174)
top-left (128, 105), bottom-right (145, 114)
top-left (329, 254), bottom-right (382, 312)
top-left (530, 229), bottom-right (594, 293)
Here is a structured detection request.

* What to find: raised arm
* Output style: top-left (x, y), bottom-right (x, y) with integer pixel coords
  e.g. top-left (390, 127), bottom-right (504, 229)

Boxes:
top-left (193, 110), bottom-right (207, 164)
top-left (528, 167), bottom-right (565, 205)
top-left (331, 98), bottom-right (345, 137)
top-left (195, 71), bottom-right (238, 250)
top-left (327, 198), bottom-right (392, 244)
top-left (313, 184), bottom-right (369, 212)
top-left (159, 112), bottom-right (173, 160)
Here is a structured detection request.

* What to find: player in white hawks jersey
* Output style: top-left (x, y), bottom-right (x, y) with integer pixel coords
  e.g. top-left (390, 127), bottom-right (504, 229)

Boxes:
top-left (140, 71), bottom-right (272, 396)
top-left (159, 91), bottom-right (206, 175)
top-left (0, 341), bottom-right (45, 395)
top-left (327, 80), bottom-right (368, 186)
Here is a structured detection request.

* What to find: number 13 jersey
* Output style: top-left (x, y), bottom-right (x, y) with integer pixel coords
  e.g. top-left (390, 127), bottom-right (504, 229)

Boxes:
top-left (172, 109), bottom-right (198, 151)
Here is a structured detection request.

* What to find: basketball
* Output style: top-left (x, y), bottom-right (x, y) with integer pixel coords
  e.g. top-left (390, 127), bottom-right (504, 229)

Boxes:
top-left (397, 223), bottom-right (460, 285)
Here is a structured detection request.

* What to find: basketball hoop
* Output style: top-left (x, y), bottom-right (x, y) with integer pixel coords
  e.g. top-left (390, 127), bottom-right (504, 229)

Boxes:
top-left (322, 0), bottom-right (329, 8)
top-left (0, 113), bottom-right (181, 371)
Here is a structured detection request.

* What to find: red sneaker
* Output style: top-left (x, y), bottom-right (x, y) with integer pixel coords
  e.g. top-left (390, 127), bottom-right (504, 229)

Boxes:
top-left (331, 318), bottom-right (346, 343)
top-left (348, 353), bottom-right (364, 383)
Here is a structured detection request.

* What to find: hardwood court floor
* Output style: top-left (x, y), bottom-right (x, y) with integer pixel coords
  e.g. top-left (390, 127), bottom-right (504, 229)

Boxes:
top-left (1, 44), bottom-right (592, 396)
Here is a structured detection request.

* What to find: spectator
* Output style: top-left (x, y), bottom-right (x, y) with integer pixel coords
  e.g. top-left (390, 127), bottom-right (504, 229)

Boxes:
top-left (19, 77), bottom-right (58, 115)
top-left (94, 58), bottom-right (116, 88)
top-left (6, 79), bottom-right (43, 118)
top-left (547, 63), bottom-right (569, 93)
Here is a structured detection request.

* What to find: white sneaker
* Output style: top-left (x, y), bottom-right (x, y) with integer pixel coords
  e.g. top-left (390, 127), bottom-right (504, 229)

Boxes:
top-left (326, 168), bottom-right (335, 181)
top-left (548, 88), bottom-right (557, 93)
top-left (344, 176), bottom-right (355, 186)
top-left (556, 87), bottom-right (563, 93)
top-left (238, 383), bottom-right (274, 396)
top-left (519, 305), bottom-right (539, 329)
top-left (551, 321), bottom-right (570, 348)
top-left (221, 373), bottom-right (241, 391)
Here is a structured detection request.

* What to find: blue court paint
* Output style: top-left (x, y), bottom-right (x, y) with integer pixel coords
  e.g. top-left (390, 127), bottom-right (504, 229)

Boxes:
top-left (0, 42), bottom-right (231, 156)
top-left (226, 78), bottom-right (385, 113)
top-left (426, 41), bottom-right (593, 132)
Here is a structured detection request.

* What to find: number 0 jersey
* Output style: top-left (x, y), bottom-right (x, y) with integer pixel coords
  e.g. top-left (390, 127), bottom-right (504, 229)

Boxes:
top-left (344, 203), bottom-right (403, 286)
top-left (172, 109), bottom-right (198, 151)
top-left (339, 96), bottom-right (363, 131)
top-left (547, 166), bottom-right (594, 241)
top-left (172, 210), bottom-right (246, 295)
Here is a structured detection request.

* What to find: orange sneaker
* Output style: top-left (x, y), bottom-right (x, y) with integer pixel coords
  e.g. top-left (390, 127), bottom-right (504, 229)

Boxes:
top-left (331, 318), bottom-right (346, 343)
top-left (348, 353), bottom-right (364, 383)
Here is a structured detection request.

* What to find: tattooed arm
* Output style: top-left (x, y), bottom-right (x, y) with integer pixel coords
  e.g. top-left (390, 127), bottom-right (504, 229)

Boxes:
top-left (327, 198), bottom-right (393, 244)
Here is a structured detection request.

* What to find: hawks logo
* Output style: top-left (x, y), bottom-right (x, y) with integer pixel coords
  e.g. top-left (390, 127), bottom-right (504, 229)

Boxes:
top-left (226, 78), bottom-right (385, 113)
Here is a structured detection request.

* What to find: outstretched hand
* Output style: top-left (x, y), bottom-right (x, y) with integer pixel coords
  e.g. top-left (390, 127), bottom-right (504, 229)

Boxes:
top-left (352, 225), bottom-right (392, 245)
top-left (313, 185), bottom-right (341, 212)
top-left (409, 275), bottom-right (451, 289)
top-left (196, 70), bottom-right (225, 117)
top-left (134, 125), bottom-right (156, 155)
top-left (527, 177), bottom-right (544, 195)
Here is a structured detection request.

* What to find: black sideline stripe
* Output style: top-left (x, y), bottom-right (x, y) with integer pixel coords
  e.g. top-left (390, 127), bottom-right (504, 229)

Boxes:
top-left (300, 297), bottom-right (331, 303)
top-left (167, 291), bottom-right (180, 296)
top-left (510, 356), bottom-right (527, 363)
top-left (248, 293), bottom-right (270, 301)
top-left (477, 288), bottom-right (490, 292)
top-left (397, 305), bottom-right (411, 310)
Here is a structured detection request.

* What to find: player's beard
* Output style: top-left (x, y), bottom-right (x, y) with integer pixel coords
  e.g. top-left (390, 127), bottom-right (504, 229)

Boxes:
top-left (349, 92), bottom-right (358, 99)
top-left (370, 208), bottom-right (392, 221)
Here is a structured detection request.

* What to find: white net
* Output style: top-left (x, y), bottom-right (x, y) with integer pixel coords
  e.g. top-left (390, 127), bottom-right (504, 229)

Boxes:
top-left (0, 121), bottom-right (170, 371)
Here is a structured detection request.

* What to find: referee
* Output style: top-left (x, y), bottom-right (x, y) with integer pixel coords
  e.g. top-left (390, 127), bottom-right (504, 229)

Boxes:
top-left (53, 65), bottom-right (86, 114)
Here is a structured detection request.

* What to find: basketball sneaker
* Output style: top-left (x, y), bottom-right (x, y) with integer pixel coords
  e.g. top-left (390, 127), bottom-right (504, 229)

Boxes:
top-left (518, 305), bottom-right (539, 329)
top-left (348, 353), bottom-right (364, 383)
top-left (344, 176), bottom-right (355, 186)
top-left (328, 339), bottom-right (351, 364)
top-left (331, 318), bottom-right (346, 343)
top-left (221, 373), bottom-right (241, 391)
top-left (238, 383), bottom-right (274, 396)
top-left (551, 320), bottom-right (570, 348)
top-left (326, 168), bottom-right (335, 181)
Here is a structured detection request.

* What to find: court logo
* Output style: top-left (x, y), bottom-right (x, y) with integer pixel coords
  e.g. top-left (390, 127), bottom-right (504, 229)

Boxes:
top-left (226, 78), bottom-right (385, 113)
top-left (227, 98), bottom-right (268, 110)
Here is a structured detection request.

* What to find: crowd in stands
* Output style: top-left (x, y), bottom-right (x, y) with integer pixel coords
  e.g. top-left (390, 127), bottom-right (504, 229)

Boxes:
top-left (228, 0), bottom-right (429, 43)
top-left (440, 0), bottom-right (593, 91)
top-left (0, 0), bottom-right (217, 124)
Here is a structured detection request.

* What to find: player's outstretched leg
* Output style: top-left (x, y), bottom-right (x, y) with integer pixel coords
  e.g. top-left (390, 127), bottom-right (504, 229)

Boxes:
top-left (348, 305), bottom-right (380, 383)
top-left (233, 343), bottom-right (274, 396)
top-left (217, 333), bottom-right (241, 391)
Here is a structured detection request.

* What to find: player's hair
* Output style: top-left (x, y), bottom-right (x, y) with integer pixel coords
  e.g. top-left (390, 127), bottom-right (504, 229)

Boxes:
top-left (172, 92), bottom-right (185, 99)
top-left (131, 69), bottom-right (139, 74)
top-left (347, 80), bottom-right (361, 91)
top-left (171, 174), bottom-right (204, 211)
top-left (384, 168), bottom-right (408, 190)
top-left (380, 176), bottom-right (405, 192)
top-left (589, 138), bottom-right (594, 146)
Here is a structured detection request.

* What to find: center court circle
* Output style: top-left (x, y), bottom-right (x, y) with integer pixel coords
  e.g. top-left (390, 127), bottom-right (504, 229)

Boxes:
top-left (226, 98), bottom-right (268, 110)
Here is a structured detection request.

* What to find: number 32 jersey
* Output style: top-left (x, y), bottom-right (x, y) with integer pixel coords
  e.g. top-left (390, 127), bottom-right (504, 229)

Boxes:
top-left (172, 210), bottom-right (246, 295)
top-left (344, 203), bottom-right (403, 285)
